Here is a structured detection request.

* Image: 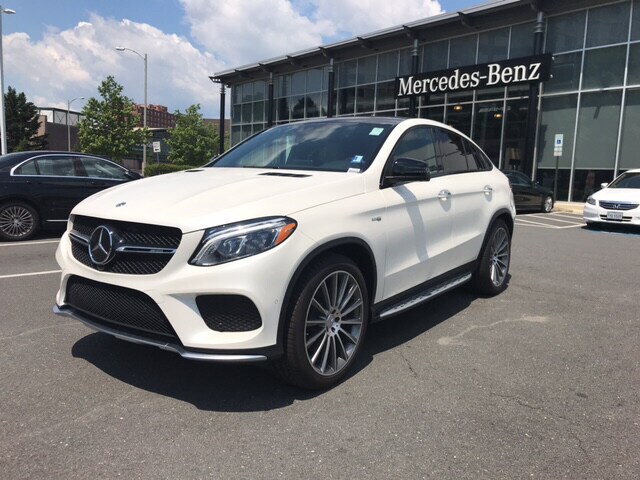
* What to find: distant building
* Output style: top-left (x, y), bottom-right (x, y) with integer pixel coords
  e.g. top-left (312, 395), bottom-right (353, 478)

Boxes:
top-left (36, 107), bottom-right (83, 151)
top-left (135, 104), bottom-right (176, 128)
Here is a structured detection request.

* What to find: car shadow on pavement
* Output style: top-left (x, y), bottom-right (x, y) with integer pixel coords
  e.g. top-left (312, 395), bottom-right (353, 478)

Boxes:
top-left (71, 286), bottom-right (494, 412)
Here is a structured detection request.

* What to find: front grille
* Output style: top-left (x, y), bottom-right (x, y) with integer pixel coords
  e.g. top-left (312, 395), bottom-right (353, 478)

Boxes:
top-left (70, 215), bottom-right (182, 275)
top-left (196, 295), bottom-right (262, 332)
top-left (66, 275), bottom-right (179, 341)
top-left (599, 201), bottom-right (639, 211)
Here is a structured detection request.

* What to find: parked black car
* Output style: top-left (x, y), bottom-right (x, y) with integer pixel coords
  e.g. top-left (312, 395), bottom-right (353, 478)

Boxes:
top-left (502, 169), bottom-right (554, 213)
top-left (0, 151), bottom-right (140, 241)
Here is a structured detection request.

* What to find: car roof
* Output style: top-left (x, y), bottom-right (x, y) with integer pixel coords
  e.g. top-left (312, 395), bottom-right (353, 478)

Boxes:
top-left (0, 151), bottom-right (112, 168)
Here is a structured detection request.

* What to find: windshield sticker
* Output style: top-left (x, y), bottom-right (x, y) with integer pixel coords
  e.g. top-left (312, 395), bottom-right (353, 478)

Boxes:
top-left (351, 155), bottom-right (364, 164)
top-left (369, 127), bottom-right (384, 136)
top-left (347, 168), bottom-right (361, 173)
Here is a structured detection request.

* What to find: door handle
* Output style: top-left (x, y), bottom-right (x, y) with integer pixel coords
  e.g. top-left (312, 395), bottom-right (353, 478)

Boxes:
top-left (438, 190), bottom-right (451, 200)
top-left (483, 185), bottom-right (493, 195)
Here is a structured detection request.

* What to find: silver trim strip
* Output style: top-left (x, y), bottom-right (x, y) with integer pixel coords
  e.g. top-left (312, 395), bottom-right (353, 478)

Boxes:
top-left (53, 305), bottom-right (268, 363)
top-left (69, 231), bottom-right (89, 245)
top-left (115, 246), bottom-right (177, 254)
top-left (379, 273), bottom-right (472, 319)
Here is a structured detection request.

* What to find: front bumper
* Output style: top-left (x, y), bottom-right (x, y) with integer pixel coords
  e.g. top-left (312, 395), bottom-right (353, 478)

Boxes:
top-left (54, 225), bottom-right (315, 360)
top-left (583, 203), bottom-right (640, 226)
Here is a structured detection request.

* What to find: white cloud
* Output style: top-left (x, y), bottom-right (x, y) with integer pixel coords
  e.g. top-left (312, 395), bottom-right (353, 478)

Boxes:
top-left (4, 15), bottom-right (223, 116)
top-left (181, 0), bottom-right (442, 68)
top-left (3, 1), bottom-right (443, 116)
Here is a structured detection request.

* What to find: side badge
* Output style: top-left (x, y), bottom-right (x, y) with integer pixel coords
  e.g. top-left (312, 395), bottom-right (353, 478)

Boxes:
top-left (115, 202), bottom-right (126, 208)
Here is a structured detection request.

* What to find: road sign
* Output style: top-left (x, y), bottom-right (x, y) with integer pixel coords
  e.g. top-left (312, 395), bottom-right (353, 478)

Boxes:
top-left (553, 134), bottom-right (563, 157)
top-left (152, 141), bottom-right (161, 153)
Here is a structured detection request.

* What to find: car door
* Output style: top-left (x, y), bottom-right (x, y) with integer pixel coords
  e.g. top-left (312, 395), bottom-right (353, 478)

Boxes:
top-left (436, 130), bottom-right (497, 265)
top-left (31, 155), bottom-right (93, 222)
top-left (380, 126), bottom-right (454, 299)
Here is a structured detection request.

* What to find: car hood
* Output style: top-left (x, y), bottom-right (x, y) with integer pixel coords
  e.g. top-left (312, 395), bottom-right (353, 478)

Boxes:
top-left (592, 188), bottom-right (640, 203)
top-left (71, 167), bottom-right (366, 233)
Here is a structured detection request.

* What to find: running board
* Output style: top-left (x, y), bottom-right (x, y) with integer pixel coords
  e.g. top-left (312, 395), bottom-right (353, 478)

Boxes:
top-left (378, 273), bottom-right (472, 320)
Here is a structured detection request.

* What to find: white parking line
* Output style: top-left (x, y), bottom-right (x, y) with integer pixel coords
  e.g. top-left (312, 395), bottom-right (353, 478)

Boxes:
top-left (521, 214), bottom-right (584, 225)
top-left (0, 270), bottom-right (61, 280)
top-left (0, 239), bottom-right (60, 247)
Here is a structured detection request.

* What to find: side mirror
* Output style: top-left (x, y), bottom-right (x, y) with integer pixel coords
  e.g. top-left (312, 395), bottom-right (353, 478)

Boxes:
top-left (600, 182), bottom-right (608, 189)
top-left (125, 170), bottom-right (142, 180)
top-left (384, 157), bottom-right (430, 188)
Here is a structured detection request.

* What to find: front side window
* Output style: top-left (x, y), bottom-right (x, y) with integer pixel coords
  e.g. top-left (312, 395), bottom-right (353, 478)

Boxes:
top-left (210, 121), bottom-right (396, 173)
top-left (390, 127), bottom-right (441, 176)
top-left (80, 157), bottom-right (128, 180)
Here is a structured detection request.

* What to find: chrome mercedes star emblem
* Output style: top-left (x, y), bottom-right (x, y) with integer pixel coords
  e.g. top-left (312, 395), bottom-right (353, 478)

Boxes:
top-left (88, 226), bottom-right (116, 266)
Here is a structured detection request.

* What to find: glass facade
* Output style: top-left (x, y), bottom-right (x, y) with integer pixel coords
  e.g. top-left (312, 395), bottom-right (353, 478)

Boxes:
top-left (228, 0), bottom-right (640, 200)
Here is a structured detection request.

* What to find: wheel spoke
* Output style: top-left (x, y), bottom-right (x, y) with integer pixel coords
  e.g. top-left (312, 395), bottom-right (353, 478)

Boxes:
top-left (311, 334), bottom-right (328, 364)
top-left (320, 336), bottom-right (331, 373)
top-left (338, 327), bottom-right (358, 345)
top-left (306, 328), bottom-right (325, 348)
top-left (311, 297), bottom-right (329, 316)
top-left (342, 298), bottom-right (362, 317)
top-left (330, 336), bottom-right (338, 373)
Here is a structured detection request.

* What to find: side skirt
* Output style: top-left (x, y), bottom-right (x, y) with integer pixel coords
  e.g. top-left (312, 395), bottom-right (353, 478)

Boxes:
top-left (371, 262), bottom-right (475, 322)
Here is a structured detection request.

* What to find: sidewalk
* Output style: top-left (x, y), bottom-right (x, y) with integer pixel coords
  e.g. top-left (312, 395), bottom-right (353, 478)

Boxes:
top-left (553, 201), bottom-right (584, 214)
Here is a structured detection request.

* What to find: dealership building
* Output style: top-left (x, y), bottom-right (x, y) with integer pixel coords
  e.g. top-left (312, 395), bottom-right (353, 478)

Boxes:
top-left (211, 0), bottom-right (640, 201)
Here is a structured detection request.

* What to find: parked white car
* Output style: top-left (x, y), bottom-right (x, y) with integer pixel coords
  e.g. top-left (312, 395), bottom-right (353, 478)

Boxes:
top-left (584, 169), bottom-right (640, 227)
top-left (54, 117), bottom-right (515, 389)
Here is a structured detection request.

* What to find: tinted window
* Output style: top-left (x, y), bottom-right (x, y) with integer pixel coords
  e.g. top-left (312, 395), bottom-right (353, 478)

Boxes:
top-left (506, 170), bottom-right (532, 186)
top-left (14, 159), bottom-right (37, 175)
top-left (463, 139), bottom-right (489, 171)
top-left (35, 156), bottom-right (76, 176)
top-left (436, 129), bottom-right (469, 174)
top-left (80, 157), bottom-right (128, 179)
top-left (391, 127), bottom-right (441, 176)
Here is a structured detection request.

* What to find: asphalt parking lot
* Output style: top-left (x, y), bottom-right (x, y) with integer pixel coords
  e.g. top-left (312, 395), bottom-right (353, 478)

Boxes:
top-left (2, 214), bottom-right (639, 479)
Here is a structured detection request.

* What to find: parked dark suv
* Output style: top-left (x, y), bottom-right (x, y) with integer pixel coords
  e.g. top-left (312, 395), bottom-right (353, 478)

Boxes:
top-left (0, 151), bottom-right (140, 241)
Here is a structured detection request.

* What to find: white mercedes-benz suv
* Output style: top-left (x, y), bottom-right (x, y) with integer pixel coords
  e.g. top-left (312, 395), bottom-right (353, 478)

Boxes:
top-left (55, 117), bottom-right (515, 389)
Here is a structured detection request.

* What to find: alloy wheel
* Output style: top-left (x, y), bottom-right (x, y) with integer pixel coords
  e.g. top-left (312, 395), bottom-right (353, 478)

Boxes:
top-left (304, 270), bottom-right (364, 376)
top-left (0, 205), bottom-right (35, 239)
top-left (489, 227), bottom-right (510, 287)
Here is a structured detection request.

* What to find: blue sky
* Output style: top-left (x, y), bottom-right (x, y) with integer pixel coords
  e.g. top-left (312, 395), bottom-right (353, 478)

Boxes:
top-left (2, 0), bottom-right (480, 117)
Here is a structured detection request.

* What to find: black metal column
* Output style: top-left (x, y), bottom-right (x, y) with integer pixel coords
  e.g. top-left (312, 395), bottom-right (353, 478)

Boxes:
top-left (409, 38), bottom-right (419, 117)
top-left (327, 58), bottom-right (335, 118)
top-left (267, 72), bottom-right (274, 127)
top-left (524, 11), bottom-right (545, 177)
top-left (219, 84), bottom-right (226, 155)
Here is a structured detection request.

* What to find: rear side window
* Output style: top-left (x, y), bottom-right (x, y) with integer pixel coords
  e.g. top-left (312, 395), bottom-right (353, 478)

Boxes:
top-left (390, 127), bottom-right (442, 176)
top-left (463, 139), bottom-right (493, 171)
top-left (14, 160), bottom-right (37, 175)
top-left (436, 129), bottom-right (468, 174)
top-left (35, 156), bottom-right (77, 177)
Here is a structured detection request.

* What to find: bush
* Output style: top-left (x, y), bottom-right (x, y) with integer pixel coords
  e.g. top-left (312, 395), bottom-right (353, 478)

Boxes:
top-left (144, 163), bottom-right (199, 177)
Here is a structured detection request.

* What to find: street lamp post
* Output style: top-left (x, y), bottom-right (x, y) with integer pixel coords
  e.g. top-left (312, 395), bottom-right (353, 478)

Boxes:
top-left (67, 96), bottom-right (84, 151)
top-left (0, 6), bottom-right (16, 155)
top-left (115, 46), bottom-right (147, 173)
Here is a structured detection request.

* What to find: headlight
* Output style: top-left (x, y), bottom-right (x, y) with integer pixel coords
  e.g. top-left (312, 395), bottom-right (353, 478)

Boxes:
top-left (189, 217), bottom-right (297, 266)
top-left (586, 196), bottom-right (596, 206)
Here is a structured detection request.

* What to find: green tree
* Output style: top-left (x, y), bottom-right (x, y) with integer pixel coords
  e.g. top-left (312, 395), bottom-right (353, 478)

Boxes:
top-left (5, 86), bottom-right (47, 152)
top-left (167, 104), bottom-right (219, 165)
top-left (78, 76), bottom-right (148, 162)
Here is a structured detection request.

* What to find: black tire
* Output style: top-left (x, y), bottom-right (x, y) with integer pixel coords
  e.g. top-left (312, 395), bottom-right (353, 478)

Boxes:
top-left (272, 254), bottom-right (369, 390)
top-left (470, 219), bottom-right (511, 296)
top-left (0, 201), bottom-right (40, 241)
top-left (541, 195), bottom-right (553, 213)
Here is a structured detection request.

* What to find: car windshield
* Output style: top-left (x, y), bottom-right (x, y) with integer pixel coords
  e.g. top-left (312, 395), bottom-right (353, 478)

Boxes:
top-left (209, 120), bottom-right (396, 173)
top-left (607, 172), bottom-right (640, 189)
